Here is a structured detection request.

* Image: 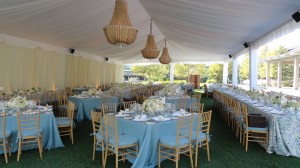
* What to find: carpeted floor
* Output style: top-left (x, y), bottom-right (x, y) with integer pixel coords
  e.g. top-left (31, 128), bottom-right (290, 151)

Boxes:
top-left (1, 97), bottom-right (300, 168)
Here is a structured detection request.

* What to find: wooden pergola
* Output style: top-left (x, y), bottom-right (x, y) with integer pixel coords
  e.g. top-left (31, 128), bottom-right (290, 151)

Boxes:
top-left (260, 48), bottom-right (300, 90)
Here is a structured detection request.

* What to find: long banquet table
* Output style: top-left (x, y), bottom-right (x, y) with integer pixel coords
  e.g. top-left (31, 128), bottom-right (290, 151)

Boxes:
top-left (115, 113), bottom-right (199, 168)
top-left (68, 96), bottom-right (118, 121)
top-left (216, 87), bottom-right (300, 157)
top-left (0, 111), bottom-right (64, 154)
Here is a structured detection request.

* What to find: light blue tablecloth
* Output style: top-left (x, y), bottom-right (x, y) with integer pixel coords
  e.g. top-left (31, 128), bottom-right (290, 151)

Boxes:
top-left (69, 96), bottom-right (118, 121)
top-left (116, 114), bottom-right (199, 168)
top-left (0, 113), bottom-right (64, 154)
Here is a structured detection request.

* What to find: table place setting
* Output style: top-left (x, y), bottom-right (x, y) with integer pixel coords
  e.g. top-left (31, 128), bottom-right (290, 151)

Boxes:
top-left (152, 115), bottom-right (172, 122)
top-left (115, 111), bottom-right (130, 117)
top-left (172, 109), bottom-right (191, 117)
top-left (133, 114), bottom-right (148, 121)
top-left (120, 108), bottom-right (135, 114)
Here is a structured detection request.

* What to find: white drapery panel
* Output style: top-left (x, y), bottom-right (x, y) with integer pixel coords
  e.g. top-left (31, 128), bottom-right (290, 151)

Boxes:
top-left (65, 56), bottom-right (124, 88)
top-left (0, 43), bottom-right (123, 91)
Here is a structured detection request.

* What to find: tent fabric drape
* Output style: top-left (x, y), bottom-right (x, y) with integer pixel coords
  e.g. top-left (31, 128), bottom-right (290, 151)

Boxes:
top-left (65, 56), bottom-right (123, 87)
top-left (0, 42), bottom-right (123, 91)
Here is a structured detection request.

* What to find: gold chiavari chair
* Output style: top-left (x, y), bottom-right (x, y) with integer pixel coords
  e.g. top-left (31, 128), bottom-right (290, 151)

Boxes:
top-left (241, 103), bottom-right (269, 152)
top-left (177, 98), bottom-right (188, 111)
top-left (135, 94), bottom-right (143, 104)
top-left (123, 101), bottom-right (136, 110)
top-left (191, 93), bottom-right (202, 104)
top-left (66, 87), bottom-right (72, 96)
top-left (57, 94), bottom-right (68, 117)
top-left (55, 101), bottom-right (75, 144)
top-left (91, 111), bottom-right (105, 166)
top-left (189, 102), bottom-right (204, 113)
top-left (102, 103), bottom-right (117, 115)
top-left (193, 110), bottom-right (212, 167)
top-left (158, 114), bottom-right (194, 168)
top-left (204, 84), bottom-right (213, 98)
top-left (0, 112), bottom-right (11, 163)
top-left (17, 111), bottom-right (43, 161)
top-left (104, 114), bottom-right (139, 168)
top-left (142, 92), bottom-right (151, 102)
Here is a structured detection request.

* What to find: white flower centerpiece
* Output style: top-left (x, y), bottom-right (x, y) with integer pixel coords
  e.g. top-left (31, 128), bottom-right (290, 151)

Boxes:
top-left (7, 96), bottom-right (27, 109)
top-left (87, 88), bottom-right (97, 96)
top-left (141, 99), bottom-right (165, 116)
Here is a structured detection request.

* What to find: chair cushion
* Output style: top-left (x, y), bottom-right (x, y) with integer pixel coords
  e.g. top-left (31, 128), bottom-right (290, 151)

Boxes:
top-left (59, 104), bottom-right (68, 110)
top-left (95, 132), bottom-right (104, 141)
top-left (56, 117), bottom-right (72, 126)
top-left (160, 134), bottom-right (189, 147)
top-left (191, 131), bottom-right (207, 141)
top-left (20, 128), bottom-right (43, 139)
top-left (0, 130), bottom-right (11, 139)
top-left (108, 134), bottom-right (138, 147)
top-left (243, 124), bottom-right (268, 131)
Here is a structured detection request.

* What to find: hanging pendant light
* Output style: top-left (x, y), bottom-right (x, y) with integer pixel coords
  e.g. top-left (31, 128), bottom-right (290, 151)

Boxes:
top-left (103, 0), bottom-right (138, 47)
top-left (159, 39), bottom-right (172, 64)
top-left (141, 19), bottom-right (160, 59)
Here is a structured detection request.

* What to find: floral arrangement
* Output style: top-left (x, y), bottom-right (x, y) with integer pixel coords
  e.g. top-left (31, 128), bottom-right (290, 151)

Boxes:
top-left (7, 96), bottom-right (27, 108)
top-left (142, 99), bottom-right (165, 114)
top-left (87, 88), bottom-right (98, 96)
top-left (157, 84), bottom-right (182, 97)
top-left (271, 93), bottom-right (282, 104)
top-left (31, 87), bottom-right (42, 93)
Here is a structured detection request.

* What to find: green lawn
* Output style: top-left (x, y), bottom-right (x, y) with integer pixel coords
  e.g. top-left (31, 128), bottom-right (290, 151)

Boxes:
top-left (1, 97), bottom-right (299, 168)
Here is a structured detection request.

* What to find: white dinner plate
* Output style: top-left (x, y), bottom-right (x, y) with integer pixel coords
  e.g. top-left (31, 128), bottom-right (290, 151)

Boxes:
top-left (133, 118), bottom-right (148, 122)
top-left (145, 122), bottom-right (156, 125)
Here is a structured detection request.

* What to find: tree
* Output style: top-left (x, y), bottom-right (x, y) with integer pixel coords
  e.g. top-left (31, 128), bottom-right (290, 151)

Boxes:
top-left (131, 65), bottom-right (169, 82)
top-left (174, 64), bottom-right (207, 79)
top-left (207, 64), bottom-right (223, 83)
top-left (228, 61), bottom-right (233, 83)
top-left (239, 55), bottom-right (249, 82)
top-left (174, 64), bottom-right (190, 79)
top-left (258, 45), bottom-right (289, 79)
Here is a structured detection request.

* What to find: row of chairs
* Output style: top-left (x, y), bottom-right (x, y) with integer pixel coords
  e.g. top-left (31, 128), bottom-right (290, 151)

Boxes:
top-left (91, 101), bottom-right (212, 168)
top-left (214, 90), bottom-right (269, 152)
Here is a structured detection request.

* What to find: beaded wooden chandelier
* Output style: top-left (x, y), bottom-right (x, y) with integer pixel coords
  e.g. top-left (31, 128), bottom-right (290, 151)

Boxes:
top-left (159, 39), bottom-right (172, 64)
top-left (141, 19), bottom-right (160, 59)
top-left (103, 0), bottom-right (138, 47)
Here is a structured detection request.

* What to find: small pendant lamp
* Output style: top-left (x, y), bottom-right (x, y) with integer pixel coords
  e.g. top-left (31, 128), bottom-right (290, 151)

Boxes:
top-left (159, 39), bottom-right (172, 64)
top-left (141, 19), bottom-right (160, 60)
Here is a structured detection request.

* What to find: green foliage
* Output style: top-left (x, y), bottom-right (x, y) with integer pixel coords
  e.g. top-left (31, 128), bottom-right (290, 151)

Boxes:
top-left (206, 79), bottom-right (217, 83)
top-left (128, 77), bottom-right (138, 82)
top-left (239, 55), bottom-right (249, 81)
top-left (228, 61), bottom-right (233, 83)
top-left (174, 64), bottom-right (207, 79)
top-left (258, 45), bottom-right (289, 79)
top-left (131, 64), bottom-right (169, 82)
top-left (207, 64), bottom-right (223, 83)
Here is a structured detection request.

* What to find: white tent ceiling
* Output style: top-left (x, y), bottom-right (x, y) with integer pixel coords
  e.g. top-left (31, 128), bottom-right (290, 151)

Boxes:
top-left (0, 0), bottom-right (299, 64)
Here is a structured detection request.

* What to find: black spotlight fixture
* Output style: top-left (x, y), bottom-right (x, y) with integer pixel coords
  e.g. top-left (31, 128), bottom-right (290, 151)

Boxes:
top-left (228, 54), bottom-right (232, 58)
top-left (104, 57), bottom-right (109, 61)
top-left (243, 42), bottom-right (249, 48)
top-left (292, 11), bottom-right (300, 22)
top-left (69, 48), bottom-right (75, 54)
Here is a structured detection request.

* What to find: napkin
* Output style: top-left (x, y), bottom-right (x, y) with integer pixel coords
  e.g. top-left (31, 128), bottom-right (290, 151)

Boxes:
top-left (134, 114), bottom-right (147, 120)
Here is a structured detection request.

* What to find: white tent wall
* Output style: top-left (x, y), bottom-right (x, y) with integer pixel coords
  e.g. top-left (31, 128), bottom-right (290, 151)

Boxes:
top-left (0, 42), bottom-right (123, 91)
